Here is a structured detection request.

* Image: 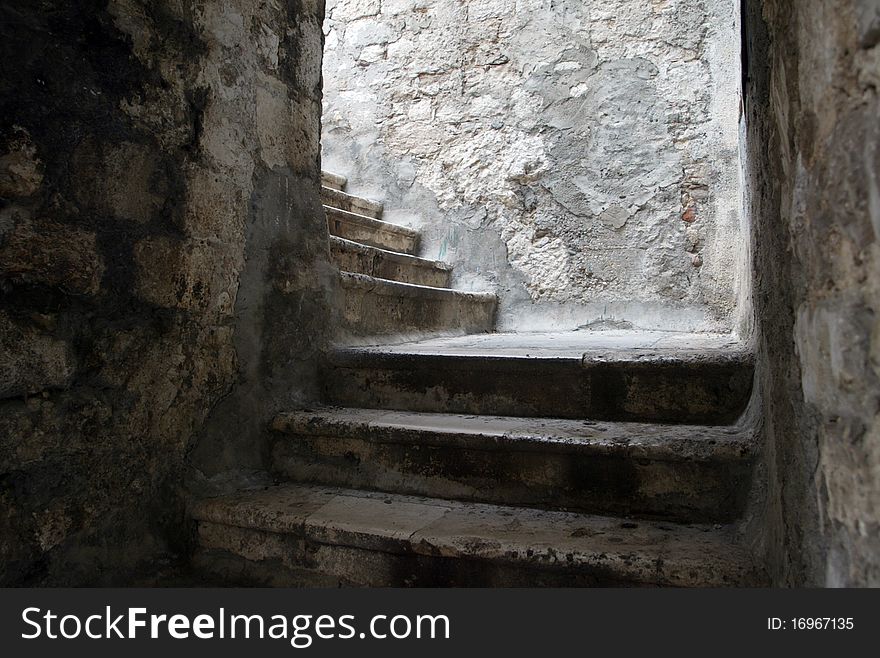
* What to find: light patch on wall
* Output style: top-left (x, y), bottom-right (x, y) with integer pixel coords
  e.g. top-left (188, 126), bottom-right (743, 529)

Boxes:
top-left (505, 227), bottom-right (573, 302)
top-left (322, 0), bottom-right (743, 332)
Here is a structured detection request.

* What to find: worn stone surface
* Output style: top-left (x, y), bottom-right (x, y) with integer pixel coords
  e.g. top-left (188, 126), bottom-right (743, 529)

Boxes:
top-left (323, 331), bottom-right (754, 423)
top-left (0, 0), bottom-right (329, 585)
top-left (0, 313), bottom-right (75, 399)
top-left (321, 170), bottom-right (348, 190)
top-left (330, 236), bottom-right (453, 287)
top-left (326, 204), bottom-right (420, 253)
top-left (320, 166), bottom-right (497, 339)
top-left (321, 185), bottom-right (384, 218)
top-left (743, 0), bottom-right (880, 585)
top-left (322, 0), bottom-right (745, 332)
top-left (192, 483), bottom-right (767, 587)
top-left (270, 407), bottom-right (756, 522)
top-left (0, 213), bottom-right (105, 295)
top-left (338, 271), bottom-right (496, 337)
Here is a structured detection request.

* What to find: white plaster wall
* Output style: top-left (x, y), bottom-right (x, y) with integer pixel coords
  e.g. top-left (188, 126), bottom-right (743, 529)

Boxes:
top-left (322, 0), bottom-right (744, 332)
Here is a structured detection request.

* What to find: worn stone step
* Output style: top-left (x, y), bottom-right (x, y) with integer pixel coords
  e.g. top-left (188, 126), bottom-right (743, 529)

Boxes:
top-left (330, 236), bottom-right (452, 288)
top-left (339, 272), bottom-right (496, 337)
top-left (321, 170), bottom-right (347, 191)
top-left (322, 332), bottom-right (754, 424)
top-left (191, 483), bottom-right (766, 587)
top-left (322, 186), bottom-right (384, 219)
top-left (270, 408), bottom-right (756, 523)
top-left (326, 205), bottom-right (419, 255)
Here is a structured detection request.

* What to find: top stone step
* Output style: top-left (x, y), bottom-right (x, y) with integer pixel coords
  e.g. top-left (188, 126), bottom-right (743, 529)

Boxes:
top-left (321, 170), bottom-right (347, 191)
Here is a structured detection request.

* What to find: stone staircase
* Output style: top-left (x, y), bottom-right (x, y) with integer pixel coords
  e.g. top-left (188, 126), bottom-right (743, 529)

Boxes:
top-left (190, 172), bottom-right (766, 587)
top-left (318, 170), bottom-right (496, 338)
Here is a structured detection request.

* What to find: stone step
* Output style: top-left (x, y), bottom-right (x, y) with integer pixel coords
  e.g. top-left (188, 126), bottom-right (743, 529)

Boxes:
top-left (321, 170), bottom-right (347, 191)
top-left (339, 272), bottom-right (496, 337)
top-left (322, 332), bottom-right (754, 424)
top-left (330, 236), bottom-right (452, 288)
top-left (321, 186), bottom-right (384, 219)
top-left (270, 408), bottom-right (756, 523)
top-left (326, 205), bottom-right (419, 255)
top-left (191, 483), bottom-right (766, 587)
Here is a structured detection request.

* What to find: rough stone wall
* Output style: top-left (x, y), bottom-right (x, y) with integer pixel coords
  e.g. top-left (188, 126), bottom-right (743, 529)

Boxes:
top-left (0, 0), bottom-right (329, 585)
top-left (744, 0), bottom-right (880, 585)
top-left (322, 0), bottom-right (744, 332)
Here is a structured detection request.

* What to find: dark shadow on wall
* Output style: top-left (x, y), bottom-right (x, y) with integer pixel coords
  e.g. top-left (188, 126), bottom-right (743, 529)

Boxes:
top-left (0, 0), bottom-right (333, 585)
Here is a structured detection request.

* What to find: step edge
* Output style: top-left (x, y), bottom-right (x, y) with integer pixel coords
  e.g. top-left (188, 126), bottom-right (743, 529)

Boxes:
top-left (330, 236), bottom-right (453, 271)
top-left (271, 409), bottom-right (758, 461)
top-left (326, 346), bottom-right (755, 369)
top-left (322, 186), bottom-right (384, 213)
top-left (339, 271), bottom-right (497, 303)
top-left (321, 171), bottom-right (347, 190)
top-left (325, 205), bottom-right (419, 238)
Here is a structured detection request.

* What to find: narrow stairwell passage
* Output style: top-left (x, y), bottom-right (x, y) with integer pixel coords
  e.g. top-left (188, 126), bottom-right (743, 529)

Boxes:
top-left (191, 172), bottom-right (766, 587)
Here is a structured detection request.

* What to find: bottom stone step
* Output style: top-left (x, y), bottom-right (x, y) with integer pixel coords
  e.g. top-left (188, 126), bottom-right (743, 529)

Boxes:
top-left (191, 484), bottom-right (766, 587)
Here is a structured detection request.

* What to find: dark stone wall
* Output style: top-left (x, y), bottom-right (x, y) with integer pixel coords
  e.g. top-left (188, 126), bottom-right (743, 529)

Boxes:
top-left (0, 0), bottom-right (330, 585)
top-left (744, 0), bottom-right (880, 585)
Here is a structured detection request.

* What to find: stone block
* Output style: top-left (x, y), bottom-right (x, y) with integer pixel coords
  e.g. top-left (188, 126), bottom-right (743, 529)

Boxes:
top-left (0, 211), bottom-right (104, 295)
top-left (133, 235), bottom-right (240, 313)
top-left (0, 129), bottom-right (43, 198)
top-left (72, 139), bottom-right (166, 224)
top-left (0, 313), bottom-right (74, 399)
